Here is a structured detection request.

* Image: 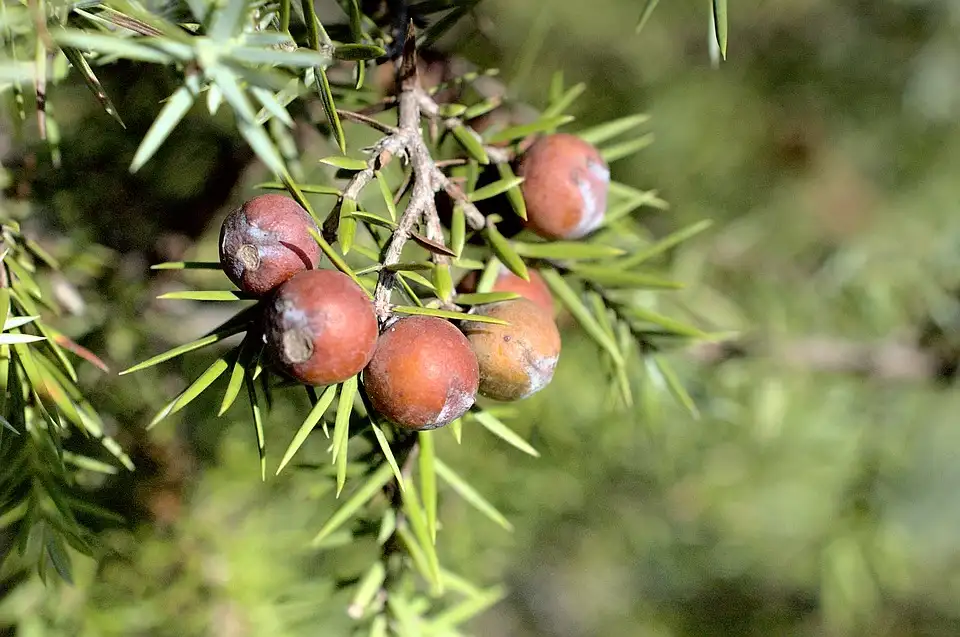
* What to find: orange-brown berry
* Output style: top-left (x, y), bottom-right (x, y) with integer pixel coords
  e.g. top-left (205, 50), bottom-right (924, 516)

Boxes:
top-left (457, 265), bottom-right (554, 315)
top-left (517, 133), bottom-right (609, 240)
top-left (461, 299), bottom-right (561, 402)
top-left (263, 270), bottom-right (377, 386)
top-left (219, 194), bottom-right (321, 296)
top-left (364, 317), bottom-right (479, 430)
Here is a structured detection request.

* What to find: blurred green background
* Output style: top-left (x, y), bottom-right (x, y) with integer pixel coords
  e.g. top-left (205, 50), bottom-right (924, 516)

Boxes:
top-left (5, 0), bottom-right (960, 635)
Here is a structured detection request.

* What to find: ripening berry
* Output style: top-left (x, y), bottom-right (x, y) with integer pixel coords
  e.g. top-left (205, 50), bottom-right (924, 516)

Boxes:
top-left (219, 194), bottom-right (321, 296)
top-left (461, 299), bottom-right (561, 402)
top-left (457, 265), bottom-right (554, 315)
top-left (263, 269), bottom-right (378, 386)
top-left (364, 316), bottom-right (479, 430)
top-left (517, 133), bottom-right (609, 240)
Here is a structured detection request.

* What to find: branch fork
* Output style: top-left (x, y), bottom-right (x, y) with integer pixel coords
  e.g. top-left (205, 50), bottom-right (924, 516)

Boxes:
top-left (330, 23), bottom-right (493, 324)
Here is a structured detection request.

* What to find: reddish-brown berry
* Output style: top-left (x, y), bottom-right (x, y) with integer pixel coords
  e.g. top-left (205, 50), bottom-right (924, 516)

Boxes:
top-left (457, 265), bottom-right (554, 315)
top-left (263, 269), bottom-right (377, 386)
top-left (364, 317), bottom-right (479, 430)
top-left (517, 133), bottom-right (609, 240)
top-left (219, 194), bottom-right (321, 296)
top-left (461, 299), bottom-right (561, 402)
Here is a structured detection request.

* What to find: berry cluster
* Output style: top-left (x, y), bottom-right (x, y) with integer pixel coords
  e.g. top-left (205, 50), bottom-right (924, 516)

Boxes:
top-left (216, 132), bottom-right (608, 432)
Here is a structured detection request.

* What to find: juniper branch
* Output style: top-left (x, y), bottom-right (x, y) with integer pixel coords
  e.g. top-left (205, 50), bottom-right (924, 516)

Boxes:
top-left (336, 109), bottom-right (399, 135)
top-left (364, 21), bottom-right (486, 320)
top-left (687, 336), bottom-right (942, 381)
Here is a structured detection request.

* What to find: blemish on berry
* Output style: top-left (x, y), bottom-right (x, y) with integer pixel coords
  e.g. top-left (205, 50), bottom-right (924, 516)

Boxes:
top-left (237, 244), bottom-right (261, 271)
top-left (282, 328), bottom-right (314, 364)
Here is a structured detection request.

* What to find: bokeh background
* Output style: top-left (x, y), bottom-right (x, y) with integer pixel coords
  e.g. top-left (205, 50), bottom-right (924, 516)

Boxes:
top-left (4, 0), bottom-right (960, 635)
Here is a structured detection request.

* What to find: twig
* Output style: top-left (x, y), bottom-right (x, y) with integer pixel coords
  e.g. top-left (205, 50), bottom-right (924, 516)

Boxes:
top-left (330, 22), bottom-right (520, 323)
top-left (323, 133), bottom-right (406, 243)
top-left (415, 89), bottom-right (514, 164)
top-left (336, 109), bottom-right (399, 135)
top-left (28, 0), bottom-right (54, 51)
top-left (363, 22), bottom-right (491, 321)
top-left (371, 23), bottom-right (430, 323)
top-left (584, 278), bottom-right (945, 383)
top-left (392, 168), bottom-right (413, 205)
top-left (687, 336), bottom-right (942, 381)
top-left (431, 167), bottom-right (485, 230)
top-left (343, 136), bottom-right (406, 202)
top-left (372, 151), bottom-right (430, 321)
top-left (434, 158), bottom-right (468, 168)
